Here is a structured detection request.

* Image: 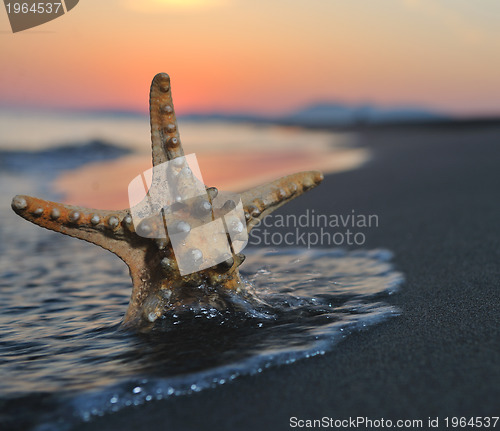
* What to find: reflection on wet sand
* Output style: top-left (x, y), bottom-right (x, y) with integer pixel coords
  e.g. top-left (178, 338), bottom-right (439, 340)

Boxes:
top-left (54, 147), bottom-right (369, 209)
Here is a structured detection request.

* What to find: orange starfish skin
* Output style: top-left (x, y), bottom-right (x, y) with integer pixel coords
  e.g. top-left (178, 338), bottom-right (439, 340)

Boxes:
top-left (11, 73), bottom-right (323, 329)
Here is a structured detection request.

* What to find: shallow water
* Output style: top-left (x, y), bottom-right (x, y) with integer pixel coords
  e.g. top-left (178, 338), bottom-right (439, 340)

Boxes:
top-left (0, 142), bottom-right (403, 430)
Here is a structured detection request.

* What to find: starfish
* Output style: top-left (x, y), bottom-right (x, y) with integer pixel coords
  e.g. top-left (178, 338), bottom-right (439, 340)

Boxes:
top-left (11, 73), bottom-right (323, 330)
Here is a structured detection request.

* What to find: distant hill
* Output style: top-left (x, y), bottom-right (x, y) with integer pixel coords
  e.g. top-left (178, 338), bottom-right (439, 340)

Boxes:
top-left (282, 103), bottom-right (448, 126)
top-left (182, 102), bottom-right (449, 127)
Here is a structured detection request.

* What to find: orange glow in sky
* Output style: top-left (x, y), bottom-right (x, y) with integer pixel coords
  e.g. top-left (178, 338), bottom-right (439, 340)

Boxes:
top-left (1, 0), bottom-right (500, 116)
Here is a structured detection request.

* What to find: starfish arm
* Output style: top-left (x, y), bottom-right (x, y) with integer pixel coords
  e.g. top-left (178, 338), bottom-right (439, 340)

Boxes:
top-left (150, 73), bottom-right (184, 165)
top-left (11, 195), bottom-right (143, 260)
top-left (10, 72), bottom-right (326, 330)
top-left (241, 171), bottom-right (324, 232)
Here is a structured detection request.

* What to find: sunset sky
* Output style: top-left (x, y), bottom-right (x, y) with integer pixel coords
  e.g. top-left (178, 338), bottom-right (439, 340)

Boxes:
top-left (1, 0), bottom-right (500, 116)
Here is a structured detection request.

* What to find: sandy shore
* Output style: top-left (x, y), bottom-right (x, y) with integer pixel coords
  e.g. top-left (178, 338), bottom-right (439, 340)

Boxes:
top-left (75, 123), bottom-right (500, 431)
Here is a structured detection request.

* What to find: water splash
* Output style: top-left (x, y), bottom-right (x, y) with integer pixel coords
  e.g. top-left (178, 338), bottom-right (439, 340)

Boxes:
top-left (0, 226), bottom-right (402, 430)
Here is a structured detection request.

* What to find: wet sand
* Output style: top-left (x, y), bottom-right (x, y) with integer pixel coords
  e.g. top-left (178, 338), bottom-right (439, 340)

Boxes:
top-left (74, 123), bottom-right (500, 430)
top-left (53, 148), bottom-right (369, 209)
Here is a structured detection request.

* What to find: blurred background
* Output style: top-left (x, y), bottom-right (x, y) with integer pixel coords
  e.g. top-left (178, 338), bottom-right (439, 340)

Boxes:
top-left (1, 0), bottom-right (499, 206)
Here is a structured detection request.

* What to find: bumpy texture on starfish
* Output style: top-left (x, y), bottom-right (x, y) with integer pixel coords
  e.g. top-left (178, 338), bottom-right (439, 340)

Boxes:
top-left (11, 73), bottom-right (323, 329)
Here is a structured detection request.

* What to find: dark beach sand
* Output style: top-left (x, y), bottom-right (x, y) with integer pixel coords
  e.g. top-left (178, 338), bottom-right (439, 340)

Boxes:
top-left (75, 123), bottom-right (500, 430)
